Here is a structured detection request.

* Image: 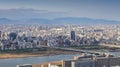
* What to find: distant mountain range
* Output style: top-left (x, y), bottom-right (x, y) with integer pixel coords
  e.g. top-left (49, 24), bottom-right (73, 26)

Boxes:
top-left (0, 17), bottom-right (120, 25)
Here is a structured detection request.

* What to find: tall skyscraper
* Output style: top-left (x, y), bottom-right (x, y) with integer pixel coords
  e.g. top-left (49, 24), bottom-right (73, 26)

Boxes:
top-left (71, 31), bottom-right (75, 40)
top-left (9, 32), bottom-right (17, 41)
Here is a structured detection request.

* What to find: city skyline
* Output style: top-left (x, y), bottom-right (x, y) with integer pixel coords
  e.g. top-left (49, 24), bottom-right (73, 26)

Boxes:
top-left (0, 0), bottom-right (120, 67)
top-left (0, 0), bottom-right (120, 21)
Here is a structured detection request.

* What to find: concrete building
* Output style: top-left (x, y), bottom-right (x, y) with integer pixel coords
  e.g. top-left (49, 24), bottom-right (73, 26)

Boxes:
top-left (71, 60), bottom-right (95, 67)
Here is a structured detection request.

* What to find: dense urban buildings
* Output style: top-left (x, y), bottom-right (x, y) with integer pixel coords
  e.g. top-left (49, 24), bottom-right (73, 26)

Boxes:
top-left (1, 24), bottom-right (120, 67)
top-left (0, 0), bottom-right (120, 67)
top-left (0, 24), bottom-right (120, 50)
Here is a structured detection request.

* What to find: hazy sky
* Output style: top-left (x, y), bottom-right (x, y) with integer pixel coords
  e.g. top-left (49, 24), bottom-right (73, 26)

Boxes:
top-left (0, 0), bottom-right (120, 20)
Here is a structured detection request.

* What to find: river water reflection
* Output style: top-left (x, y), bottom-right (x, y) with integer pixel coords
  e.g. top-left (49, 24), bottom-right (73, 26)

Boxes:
top-left (0, 52), bottom-right (120, 67)
top-left (0, 54), bottom-right (80, 67)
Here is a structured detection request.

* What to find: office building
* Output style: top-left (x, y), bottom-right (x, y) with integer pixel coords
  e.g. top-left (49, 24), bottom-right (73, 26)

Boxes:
top-left (71, 31), bottom-right (75, 40)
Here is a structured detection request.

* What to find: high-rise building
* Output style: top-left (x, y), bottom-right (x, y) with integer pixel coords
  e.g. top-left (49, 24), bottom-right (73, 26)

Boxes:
top-left (71, 31), bottom-right (75, 40)
top-left (9, 32), bottom-right (17, 41)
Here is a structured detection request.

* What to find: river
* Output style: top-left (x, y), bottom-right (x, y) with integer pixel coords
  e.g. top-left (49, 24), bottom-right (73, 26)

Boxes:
top-left (0, 54), bottom-right (80, 67)
top-left (0, 52), bottom-right (120, 67)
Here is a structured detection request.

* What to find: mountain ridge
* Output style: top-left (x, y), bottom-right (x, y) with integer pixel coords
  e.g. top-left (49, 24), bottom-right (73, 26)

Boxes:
top-left (0, 17), bottom-right (119, 25)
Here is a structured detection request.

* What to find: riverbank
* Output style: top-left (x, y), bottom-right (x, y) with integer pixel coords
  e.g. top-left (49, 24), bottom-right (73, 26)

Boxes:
top-left (67, 45), bottom-right (120, 52)
top-left (0, 49), bottom-right (81, 59)
top-left (1, 45), bottom-right (120, 59)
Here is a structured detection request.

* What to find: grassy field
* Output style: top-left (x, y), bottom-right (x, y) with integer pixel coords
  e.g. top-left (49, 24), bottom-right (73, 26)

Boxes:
top-left (0, 47), bottom-right (47, 53)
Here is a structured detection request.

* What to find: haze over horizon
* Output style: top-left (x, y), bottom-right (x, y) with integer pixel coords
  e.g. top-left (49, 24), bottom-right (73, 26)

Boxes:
top-left (0, 0), bottom-right (120, 24)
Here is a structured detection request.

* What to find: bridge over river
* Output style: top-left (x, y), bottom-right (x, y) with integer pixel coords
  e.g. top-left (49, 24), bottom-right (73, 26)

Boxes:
top-left (50, 47), bottom-right (119, 56)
